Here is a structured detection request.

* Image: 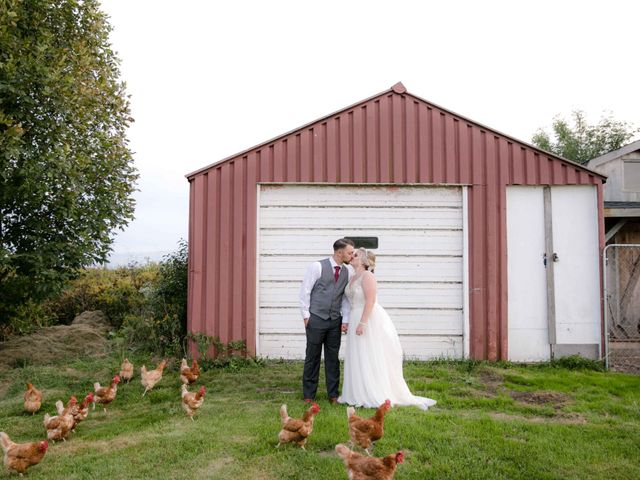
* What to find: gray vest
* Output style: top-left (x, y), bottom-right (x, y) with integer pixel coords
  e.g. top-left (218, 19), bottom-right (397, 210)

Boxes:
top-left (309, 258), bottom-right (348, 320)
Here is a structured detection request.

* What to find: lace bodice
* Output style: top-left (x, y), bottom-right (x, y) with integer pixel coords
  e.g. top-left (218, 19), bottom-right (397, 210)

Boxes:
top-left (345, 273), bottom-right (374, 308)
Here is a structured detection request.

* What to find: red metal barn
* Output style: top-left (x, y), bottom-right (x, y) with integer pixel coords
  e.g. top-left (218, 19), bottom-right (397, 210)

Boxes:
top-left (186, 83), bottom-right (606, 362)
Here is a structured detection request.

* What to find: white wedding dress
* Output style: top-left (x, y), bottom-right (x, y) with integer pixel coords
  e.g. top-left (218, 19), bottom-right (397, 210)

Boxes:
top-left (338, 274), bottom-right (437, 410)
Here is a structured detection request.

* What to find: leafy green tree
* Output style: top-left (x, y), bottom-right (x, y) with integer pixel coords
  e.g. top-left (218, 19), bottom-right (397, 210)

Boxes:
top-left (532, 110), bottom-right (638, 164)
top-left (0, 0), bottom-right (138, 320)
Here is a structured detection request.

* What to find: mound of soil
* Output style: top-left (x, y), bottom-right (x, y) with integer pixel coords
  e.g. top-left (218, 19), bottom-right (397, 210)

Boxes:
top-left (0, 311), bottom-right (111, 369)
top-left (509, 390), bottom-right (569, 407)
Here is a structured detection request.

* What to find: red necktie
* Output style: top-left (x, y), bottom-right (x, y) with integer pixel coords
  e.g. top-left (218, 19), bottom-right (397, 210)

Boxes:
top-left (334, 266), bottom-right (341, 282)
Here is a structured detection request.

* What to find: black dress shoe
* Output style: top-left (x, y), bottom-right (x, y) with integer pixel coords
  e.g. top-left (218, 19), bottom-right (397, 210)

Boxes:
top-left (329, 397), bottom-right (339, 405)
top-left (304, 398), bottom-right (314, 404)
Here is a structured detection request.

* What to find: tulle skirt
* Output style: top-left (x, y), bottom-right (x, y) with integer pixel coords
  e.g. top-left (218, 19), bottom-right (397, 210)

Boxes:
top-left (338, 303), bottom-right (437, 410)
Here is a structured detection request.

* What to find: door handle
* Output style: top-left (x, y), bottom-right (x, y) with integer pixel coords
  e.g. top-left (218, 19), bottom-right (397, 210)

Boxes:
top-left (543, 253), bottom-right (559, 267)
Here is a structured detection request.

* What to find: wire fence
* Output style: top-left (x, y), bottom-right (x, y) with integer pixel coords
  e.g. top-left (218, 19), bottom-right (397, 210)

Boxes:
top-left (604, 244), bottom-right (640, 373)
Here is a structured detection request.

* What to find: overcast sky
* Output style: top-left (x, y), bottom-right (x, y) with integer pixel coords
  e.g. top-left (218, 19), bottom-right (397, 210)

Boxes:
top-left (101, 0), bottom-right (640, 265)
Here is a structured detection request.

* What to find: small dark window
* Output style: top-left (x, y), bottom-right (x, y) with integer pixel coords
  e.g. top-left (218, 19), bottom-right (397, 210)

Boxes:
top-left (345, 237), bottom-right (378, 249)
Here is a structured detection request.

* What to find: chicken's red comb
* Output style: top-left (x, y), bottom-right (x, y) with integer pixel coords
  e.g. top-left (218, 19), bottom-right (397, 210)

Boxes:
top-left (396, 451), bottom-right (404, 464)
top-left (113, 375), bottom-right (121, 383)
top-left (311, 402), bottom-right (320, 413)
top-left (40, 440), bottom-right (49, 451)
top-left (70, 395), bottom-right (78, 402)
top-left (86, 392), bottom-right (94, 400)
top-left (384, 399), bottom-right (391, 407)
top-left (199, 386), bottom-right (206, 395)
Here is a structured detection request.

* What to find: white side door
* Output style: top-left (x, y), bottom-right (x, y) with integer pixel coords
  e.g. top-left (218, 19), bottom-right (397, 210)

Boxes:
top-left (551, 186), bottom-right (601, 346)
top-left (507, 187), bottom-right (550, 361)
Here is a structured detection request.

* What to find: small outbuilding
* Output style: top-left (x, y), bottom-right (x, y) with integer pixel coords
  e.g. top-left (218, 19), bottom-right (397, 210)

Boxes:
top-left (587, 139), bottom-right (640, 244)
top-left (186, 83), bottom-right (606, 362)
top-left (587, 140), bottom-right (640, 370)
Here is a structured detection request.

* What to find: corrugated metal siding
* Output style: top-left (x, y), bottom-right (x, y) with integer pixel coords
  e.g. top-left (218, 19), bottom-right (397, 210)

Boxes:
top-left (187, 87), bottom-right (605, 360)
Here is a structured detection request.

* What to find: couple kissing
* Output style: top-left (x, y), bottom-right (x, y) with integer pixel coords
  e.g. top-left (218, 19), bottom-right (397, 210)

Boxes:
top-left (299, 238), bottom-right (436, 410)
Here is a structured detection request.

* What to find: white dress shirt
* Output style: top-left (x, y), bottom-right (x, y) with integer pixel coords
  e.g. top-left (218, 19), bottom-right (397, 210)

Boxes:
top-left (299, 258), bottom-right (353, 323)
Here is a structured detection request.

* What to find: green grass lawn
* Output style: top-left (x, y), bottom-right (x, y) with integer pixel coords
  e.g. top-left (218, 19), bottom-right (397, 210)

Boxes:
top-left (0, 355), bottom-right (639, 479)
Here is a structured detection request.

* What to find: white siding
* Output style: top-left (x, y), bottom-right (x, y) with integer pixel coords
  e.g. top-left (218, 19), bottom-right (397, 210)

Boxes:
top-left (257, 185), bottom-right (464, 360)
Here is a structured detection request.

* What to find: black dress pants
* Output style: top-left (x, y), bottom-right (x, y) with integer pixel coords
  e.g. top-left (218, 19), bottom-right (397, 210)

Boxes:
top-left (302, 313), bottom-right (342, 399)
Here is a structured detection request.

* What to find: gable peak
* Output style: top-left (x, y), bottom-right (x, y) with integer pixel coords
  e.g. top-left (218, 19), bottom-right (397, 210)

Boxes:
top-left (391, 81), bottom-right (406, 94)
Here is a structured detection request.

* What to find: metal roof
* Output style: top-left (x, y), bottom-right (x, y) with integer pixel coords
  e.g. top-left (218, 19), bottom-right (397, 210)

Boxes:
top-left (186, 82), bottom-right (606, 181)
top-left (588, 139), bottom-right (640, 168)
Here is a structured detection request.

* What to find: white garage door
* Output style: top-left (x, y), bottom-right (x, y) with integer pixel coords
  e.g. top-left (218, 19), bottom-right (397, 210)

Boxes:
top-left (257, 185), bottom-right (466, 360)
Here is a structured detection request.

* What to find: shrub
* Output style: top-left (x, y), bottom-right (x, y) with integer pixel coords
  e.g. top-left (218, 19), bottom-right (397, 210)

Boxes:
top-left (186, 332), bottom-right (263, 371)
top-left (149, 240), bottom-right (188, 334)
top-left (49, 263), bottom-right (158, 328)
top-left (3, 299), bottom-right (56, 338)
top-left (551, 354), bottom-right (605, 371)
top-left (116, 313), bottom-right (184, 357)
top-left (1, 241), bottom-right (190, 357)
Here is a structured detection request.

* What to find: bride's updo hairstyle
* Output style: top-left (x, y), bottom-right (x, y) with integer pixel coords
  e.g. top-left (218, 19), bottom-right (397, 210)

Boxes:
top-left (358, 248), bottom-right (376, 273)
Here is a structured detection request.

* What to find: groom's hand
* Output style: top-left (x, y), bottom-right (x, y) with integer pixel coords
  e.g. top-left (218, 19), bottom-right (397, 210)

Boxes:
top-left (341, 324), bottom-right (348, 333)
top-left (304, 318), bottom-right (309, 328)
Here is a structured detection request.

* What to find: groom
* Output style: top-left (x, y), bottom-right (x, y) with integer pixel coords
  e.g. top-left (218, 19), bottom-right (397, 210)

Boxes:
top-left (299, 238), bottom-right (355, 404)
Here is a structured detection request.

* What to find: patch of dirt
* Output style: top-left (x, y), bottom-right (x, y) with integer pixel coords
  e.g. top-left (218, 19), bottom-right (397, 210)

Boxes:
top-left (509, 391), bottom-right (569, 408)
top-left (478, 369), bottom-right (504, 386)
top-left (0, 311), bottom-right (110, 368)
top-left (490, 412), bottom-right (586, 425)
top-left (475, 368), bottom-right (504, 396)
top-left (554, 412), bottom-right (588, 424)
top-left (467, 388), bottom-right (498, 399)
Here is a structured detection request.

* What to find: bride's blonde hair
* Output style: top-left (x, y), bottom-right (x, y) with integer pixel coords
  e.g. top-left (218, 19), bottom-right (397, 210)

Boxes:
top-left (358, 248), bottom-right (376, 273)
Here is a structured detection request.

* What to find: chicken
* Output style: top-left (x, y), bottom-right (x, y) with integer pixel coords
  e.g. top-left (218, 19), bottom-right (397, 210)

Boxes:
top-left (43, 398), bottom-right (76, 442)
top-left (93, 375), bottom-right (121, 413)
top-left (23, 383), bottom-right (43, 415)
top-left (181, 385), bottom-right (206, 420)
top-left (119, 358), bottom-right (134, 382)
top-left (56, 396), bottom-right (78, 417)
top-left (179, 358), bottom-right (200, 385)
top-left (0, 432), bottom-right (48, 475)
top-left (72, 393), bottom-right (94, 428)
top-left (140, 359), bottom-right (167, 396)
top-left (56, 396), bottom-right (79, 432)
top-left (276, 403), bottom-right (320, 450)
top-left (335, 443), bottom-right (404, 480)
top-left (347, 400), bottom-right (391, 455)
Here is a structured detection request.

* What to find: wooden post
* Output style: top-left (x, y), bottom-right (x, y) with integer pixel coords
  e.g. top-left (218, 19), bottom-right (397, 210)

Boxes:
top-left (543, 187), bottom-right (557, 356)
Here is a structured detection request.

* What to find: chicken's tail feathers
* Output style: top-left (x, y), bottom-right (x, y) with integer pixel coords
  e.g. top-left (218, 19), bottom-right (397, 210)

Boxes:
top-left (347, 406), bottom-right (356, 418)
top-left (279, 404), bottom-right (289, 424)
top-left (0, 432), bottom-right (12, 452)
top-left (93, 382), bottom-right (101, 392)
top-left (140, 365), bottom-right (147, 374)
top-left (55, 400), bottom-right (64, 414)
top-left (335, 443), bottom-right (352, 462)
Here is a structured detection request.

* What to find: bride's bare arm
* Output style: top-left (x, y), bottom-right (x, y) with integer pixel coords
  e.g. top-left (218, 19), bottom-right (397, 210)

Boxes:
top-left (356, 272), bottom-right (377, 335)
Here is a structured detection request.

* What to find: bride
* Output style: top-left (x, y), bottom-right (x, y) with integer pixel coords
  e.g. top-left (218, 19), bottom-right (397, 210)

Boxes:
top-left (338, 248), bottom-right (437, 410)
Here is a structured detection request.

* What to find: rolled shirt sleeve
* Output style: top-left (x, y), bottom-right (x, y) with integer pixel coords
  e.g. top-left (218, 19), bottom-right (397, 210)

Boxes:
top-left (299, 261), bottom-right (322, 319)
